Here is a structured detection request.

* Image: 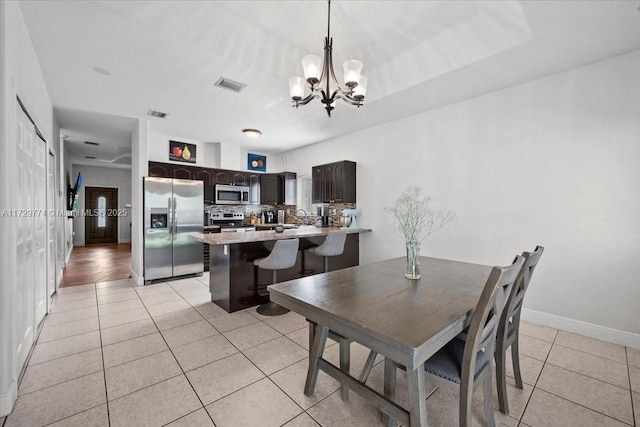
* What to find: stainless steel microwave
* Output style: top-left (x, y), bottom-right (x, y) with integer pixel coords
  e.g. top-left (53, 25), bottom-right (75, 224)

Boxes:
top-left (215, 184), bottom-right (250, 205)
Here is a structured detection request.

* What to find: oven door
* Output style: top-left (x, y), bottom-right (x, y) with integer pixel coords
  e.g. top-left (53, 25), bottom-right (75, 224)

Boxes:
top-left (215, 185), bottom-right (249, 205)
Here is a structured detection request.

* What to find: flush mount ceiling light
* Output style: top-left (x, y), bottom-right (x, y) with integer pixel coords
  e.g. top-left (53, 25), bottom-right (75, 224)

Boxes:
top-left (288, 0), bottom-right (368, 117)
top-left (242, 129), bottom-right (262, 139)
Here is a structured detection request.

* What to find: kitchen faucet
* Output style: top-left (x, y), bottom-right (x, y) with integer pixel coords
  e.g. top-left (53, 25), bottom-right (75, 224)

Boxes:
top-left (296, 209), bottom-right (308, 225)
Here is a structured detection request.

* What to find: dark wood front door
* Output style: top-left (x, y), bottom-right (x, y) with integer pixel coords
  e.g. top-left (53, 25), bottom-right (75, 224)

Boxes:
top-left (85, 187), bottom-right (118, 245)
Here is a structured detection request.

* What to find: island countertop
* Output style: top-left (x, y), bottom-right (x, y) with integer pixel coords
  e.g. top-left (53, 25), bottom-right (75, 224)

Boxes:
top-left (191, 226), bottom-right (371, 245)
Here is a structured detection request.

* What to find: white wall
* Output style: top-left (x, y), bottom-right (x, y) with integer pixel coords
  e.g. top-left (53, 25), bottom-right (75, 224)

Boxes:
top-left (147, 130), bottom-right (220, 168)
top-left (71, 165), bottom-right (132, 245)
top-left (130, 119), bottom-right (148, 284)
top-left (0, 0), bottom-right (55, 416)
top-left (281, 50), bottom-right (640, 346)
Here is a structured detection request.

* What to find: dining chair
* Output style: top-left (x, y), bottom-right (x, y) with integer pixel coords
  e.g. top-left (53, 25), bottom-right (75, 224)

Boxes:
top-left (310, 230), bottom-right (347, 273)
top-left (373, 256), bottom-right (523, 427)
top-left (495, 245), bottom-right (544, 414)
top-left (254, 238), bottom-right (299, 316)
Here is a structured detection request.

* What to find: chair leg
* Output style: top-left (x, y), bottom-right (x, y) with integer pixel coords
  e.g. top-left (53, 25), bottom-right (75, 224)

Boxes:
top-left (496, 345), bottom-right (510, 415)
top-left (460, 374), bottom-right (474, 427)
top-left (483, 370), bottom-right (496, 427)
top-left (511, 332), bottom-right (523, 389)
top-left (324, 256), bottom-right (329, 273)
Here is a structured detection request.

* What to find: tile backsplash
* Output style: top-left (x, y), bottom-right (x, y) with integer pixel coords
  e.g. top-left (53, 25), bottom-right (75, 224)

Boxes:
top-left (205, 203), bottom-right (357, 227)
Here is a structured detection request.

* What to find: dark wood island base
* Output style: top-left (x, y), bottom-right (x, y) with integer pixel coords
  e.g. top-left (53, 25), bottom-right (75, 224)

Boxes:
top-left (192, 229), bottom-right (368, 313)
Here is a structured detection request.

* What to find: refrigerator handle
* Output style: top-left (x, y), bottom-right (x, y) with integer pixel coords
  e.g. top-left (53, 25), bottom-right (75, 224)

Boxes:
top-left (168, 197), bottom-right (173, 239)
top-left (173, 197), bottom-right (178, 240)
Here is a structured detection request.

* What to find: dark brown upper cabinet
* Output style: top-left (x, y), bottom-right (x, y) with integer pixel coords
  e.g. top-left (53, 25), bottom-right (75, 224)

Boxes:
top-left (214, 170), bottom-right (232, 185)
top-left (232, 172), bottom-right (248, 186)
top-left (173, 165), bottom-right (196, 180)
top-left (260, 173), bottom-right (283, 205)
top-left (311, 160), bottom-right (356, 203)
top-left (260, 172), bottom-right (297, 205)
top-left (195, 168), bottom-right (214, 203)
top-left (148, 161), bottom-right (173, 178)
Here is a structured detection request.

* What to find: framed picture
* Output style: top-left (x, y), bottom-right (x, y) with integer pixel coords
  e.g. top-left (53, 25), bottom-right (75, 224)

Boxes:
top-left (169, 140), bottom-right (196, 163)
top-left (247, 153), bottom-right (266, 172)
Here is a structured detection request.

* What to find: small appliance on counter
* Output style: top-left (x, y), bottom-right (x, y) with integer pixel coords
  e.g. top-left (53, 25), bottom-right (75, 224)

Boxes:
top-left (266, 211), bottom-right (276, 223)
top-left (316, 205), bottom-right (330, 227)
top-left (277, 209), bottom-right (285, 224)
top-left (342, 209), bottom-right (359, 229)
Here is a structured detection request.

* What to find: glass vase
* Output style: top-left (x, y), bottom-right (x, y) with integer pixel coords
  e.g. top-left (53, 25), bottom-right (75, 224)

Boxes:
top-left (405, 241), bottom-right (421, 280)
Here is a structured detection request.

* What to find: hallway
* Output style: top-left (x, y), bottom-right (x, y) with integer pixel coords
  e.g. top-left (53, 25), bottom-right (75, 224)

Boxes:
top-left (61, 244), bottom-right (131, 287)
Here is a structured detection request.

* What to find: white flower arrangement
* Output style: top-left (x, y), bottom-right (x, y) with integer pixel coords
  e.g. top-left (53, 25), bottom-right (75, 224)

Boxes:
top-left (386, 186), bottom-right (455, 244)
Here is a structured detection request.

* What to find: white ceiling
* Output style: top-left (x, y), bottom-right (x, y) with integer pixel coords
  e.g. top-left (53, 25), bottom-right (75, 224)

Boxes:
top-left (56, 109), bottom-right (138, 168)
top-left (19, 1), bottom-right (640, 155)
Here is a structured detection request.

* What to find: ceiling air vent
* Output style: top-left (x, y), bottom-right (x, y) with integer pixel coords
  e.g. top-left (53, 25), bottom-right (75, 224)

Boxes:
top-left (147, 110), bottom-right (168, 118)
top-left (85, 156), bottom-right (96, 159)
top-left (214, 77), bottom-right (247, 93)
top-left (84, 141), bottom-right (100, 146)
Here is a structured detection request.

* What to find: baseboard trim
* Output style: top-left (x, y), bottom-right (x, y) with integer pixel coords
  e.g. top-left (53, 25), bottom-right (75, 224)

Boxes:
top-left (521, 308), bottom-right (640, 349)
top-left (129, 268), bottom-right (143, 286)
top-left (0, 380), bottom-right (17, 418)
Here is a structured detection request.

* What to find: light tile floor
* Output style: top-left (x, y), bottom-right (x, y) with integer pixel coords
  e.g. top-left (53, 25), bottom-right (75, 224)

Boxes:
top-left (3, 274), bottom-right (639, 426)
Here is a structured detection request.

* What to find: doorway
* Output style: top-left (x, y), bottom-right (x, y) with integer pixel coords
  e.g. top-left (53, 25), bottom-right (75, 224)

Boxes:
top-left (85, 186), bottom-right (118, 245)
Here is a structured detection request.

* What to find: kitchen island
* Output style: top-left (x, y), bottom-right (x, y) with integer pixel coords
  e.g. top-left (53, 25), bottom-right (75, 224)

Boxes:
top-left (191, 227), bottom-right (371, 312)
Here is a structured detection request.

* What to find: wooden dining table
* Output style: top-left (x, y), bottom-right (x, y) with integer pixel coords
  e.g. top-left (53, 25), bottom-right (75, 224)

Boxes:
top-left (269, 256), bottom-right (493, 427)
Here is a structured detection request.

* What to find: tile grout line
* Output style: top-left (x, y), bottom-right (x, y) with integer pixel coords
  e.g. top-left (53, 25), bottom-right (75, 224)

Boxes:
top-left (528, 331), bottom-right (635, 426)
top-left (516, 327), bottom-right (559, 423)
top-left (543, 342), bottom-right (632, 391)
top-left (95, 289), bottom-right (112, 427)
top-left (136, 284), bottom-right (218, 426)
top-left (167, 284), bottom-right (314, 423)
top-left (626, 347), bottom-right (637, 427)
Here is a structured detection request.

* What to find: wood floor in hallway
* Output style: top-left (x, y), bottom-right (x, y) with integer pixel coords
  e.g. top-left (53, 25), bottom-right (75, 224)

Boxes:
top-left (60, 243), bottom-right (131, 287)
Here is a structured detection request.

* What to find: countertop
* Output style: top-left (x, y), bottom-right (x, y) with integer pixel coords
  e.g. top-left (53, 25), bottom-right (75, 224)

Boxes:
top-left (191, 226), bottom-right (371, 245)
top-left (253, 223), bottom-right (298, 229)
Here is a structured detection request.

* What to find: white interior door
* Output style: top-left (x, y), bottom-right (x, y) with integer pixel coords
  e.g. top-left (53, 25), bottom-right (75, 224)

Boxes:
top-left (33, 131), bottom-right (47, 322)
top-left (47, 151), bottom-right (56, 300)
top-left (15, 103), bottom-right (35, 369)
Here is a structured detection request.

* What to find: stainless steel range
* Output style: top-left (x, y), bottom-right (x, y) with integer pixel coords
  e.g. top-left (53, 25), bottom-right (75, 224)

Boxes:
top-left (210, 212), bottom-right (256, 233)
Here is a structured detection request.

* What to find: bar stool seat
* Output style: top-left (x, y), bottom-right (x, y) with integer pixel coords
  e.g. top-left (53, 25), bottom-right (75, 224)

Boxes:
top-left (254, 238), bottom-right (299, 316)
top-left (309, 230), bottom-right (347, 273)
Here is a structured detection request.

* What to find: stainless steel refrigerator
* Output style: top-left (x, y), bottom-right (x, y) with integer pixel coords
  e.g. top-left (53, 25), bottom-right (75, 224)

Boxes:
top-left (143, 177), bottom-right (203, 282)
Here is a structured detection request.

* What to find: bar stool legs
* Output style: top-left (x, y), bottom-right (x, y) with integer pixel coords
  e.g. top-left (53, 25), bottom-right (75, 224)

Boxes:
top-left (256, 270), bottom-right (290, 316)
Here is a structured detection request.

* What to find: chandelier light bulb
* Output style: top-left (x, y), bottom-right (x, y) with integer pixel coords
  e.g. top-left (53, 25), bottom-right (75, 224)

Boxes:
top-left (343, 60), bottom-right (363, 88)
top-left (289, 77), bottom-right (305, 100)
top-left (353, 76), bottom-right (368, 100)
top-left (302, 55), bottom-right (322, 83)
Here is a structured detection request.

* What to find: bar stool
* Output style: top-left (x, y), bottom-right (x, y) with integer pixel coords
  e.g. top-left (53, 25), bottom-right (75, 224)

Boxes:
top-left (254, 238), bottom-right (299, 316)
top-left (298, 238), bottom-right (318, 276)
top-left (310, 230), bottom-right (347, 273)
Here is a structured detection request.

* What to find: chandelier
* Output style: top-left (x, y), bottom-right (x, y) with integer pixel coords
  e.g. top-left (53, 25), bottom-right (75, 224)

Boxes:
top-left (288, 0), bottom-right (368, 117)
